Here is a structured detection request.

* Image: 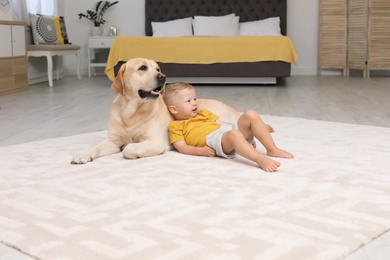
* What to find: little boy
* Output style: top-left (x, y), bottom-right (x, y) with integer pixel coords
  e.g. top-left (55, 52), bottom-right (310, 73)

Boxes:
top-left (163, 82), bottom-right (293, 172)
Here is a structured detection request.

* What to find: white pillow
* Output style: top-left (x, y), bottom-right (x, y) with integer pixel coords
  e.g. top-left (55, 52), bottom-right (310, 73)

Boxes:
top-left (193, 13), bottom-right (239, 36)
top-left (239, 17), bottom-right (282, 36)
top-left (152, 17), bottom-right (193, 37)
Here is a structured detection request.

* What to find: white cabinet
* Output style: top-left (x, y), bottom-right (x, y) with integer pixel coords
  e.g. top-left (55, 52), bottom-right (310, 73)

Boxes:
top-left (0, 23), bottom-right (25, 58)
top-left (0, 24), bottom-right (12, 57)
top-left (88, 36), bottom-right (116, 77)
top-left (12, 25), bottom-right (26, 57)
top-left (0, 21), bottom-right (27, 94)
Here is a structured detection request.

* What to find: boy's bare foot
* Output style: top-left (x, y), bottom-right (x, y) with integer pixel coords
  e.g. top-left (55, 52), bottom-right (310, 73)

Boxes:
top-left (256, 156), bottom-right (281, 172)
top-left (267, 148), bottom-right (294, 159)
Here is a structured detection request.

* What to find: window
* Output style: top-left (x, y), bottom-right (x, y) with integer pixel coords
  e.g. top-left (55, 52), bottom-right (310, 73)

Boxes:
top-left (12, 0), bottom-right (57, 23)
top-left (26, 0), bottom-right (57, 16)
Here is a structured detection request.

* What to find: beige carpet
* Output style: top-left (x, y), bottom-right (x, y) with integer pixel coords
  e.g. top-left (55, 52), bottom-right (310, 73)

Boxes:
top-left (1, 115), bottom-right (390, 260)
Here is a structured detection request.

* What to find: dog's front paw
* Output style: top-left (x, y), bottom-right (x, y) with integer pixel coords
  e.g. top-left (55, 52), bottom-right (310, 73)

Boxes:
top-left (71, 154), bottom-right (93, 164)
top-left (122, 143), bottom-right (164, 159)
top-left (122, 149), bottom-right (140, 159)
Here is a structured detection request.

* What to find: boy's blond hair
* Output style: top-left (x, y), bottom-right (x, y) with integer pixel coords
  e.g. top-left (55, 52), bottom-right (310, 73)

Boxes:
top-left (163, 82), bottom-right (194, 106)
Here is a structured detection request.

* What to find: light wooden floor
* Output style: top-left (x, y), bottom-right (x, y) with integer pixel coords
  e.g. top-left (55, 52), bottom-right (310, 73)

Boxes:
top-left (0, 75), bottom-right (389, 259)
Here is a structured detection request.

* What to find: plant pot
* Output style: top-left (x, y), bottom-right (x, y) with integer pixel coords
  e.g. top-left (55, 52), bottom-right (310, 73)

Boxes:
top-left (91, 26), bottom-right (103, 36)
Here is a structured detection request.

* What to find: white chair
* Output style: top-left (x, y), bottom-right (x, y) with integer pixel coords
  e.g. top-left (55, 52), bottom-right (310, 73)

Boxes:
top-left (27, 44), bottom-right (81, 87)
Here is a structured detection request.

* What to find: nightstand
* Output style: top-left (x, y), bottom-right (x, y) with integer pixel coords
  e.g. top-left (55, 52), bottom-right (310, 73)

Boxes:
top-left (88, 36), bottom-right (116, 77)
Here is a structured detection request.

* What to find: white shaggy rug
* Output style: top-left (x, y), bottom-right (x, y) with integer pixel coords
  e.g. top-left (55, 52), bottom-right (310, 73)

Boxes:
top-left (1, 116), bottom-right (390, 260)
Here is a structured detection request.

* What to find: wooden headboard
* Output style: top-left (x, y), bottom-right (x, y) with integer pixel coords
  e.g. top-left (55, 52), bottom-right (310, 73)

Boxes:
top-left (145, 0), bottom-right (287, 36)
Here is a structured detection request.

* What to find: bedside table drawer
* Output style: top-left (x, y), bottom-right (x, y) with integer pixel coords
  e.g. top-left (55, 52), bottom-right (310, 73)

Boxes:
top-left (88, 38), bottom-right (115, 48)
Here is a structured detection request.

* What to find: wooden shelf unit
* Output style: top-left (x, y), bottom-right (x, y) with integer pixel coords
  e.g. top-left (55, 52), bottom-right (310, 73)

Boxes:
top-left (0, 20), bottom-right (27, 94)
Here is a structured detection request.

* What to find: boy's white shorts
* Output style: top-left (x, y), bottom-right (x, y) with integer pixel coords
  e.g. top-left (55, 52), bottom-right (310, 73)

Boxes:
top-left (206, 120), bottom-right (254, 159)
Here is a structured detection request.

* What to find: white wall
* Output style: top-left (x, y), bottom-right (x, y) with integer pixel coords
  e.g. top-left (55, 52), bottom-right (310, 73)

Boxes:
top-left (61, 0), bottom-right (321, 76)
top-left (287, 0), bottom-right (319, 75)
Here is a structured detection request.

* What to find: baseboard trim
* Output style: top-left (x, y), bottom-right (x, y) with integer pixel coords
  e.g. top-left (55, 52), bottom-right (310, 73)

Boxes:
top-left (28, 74), bottom-right (64, 86)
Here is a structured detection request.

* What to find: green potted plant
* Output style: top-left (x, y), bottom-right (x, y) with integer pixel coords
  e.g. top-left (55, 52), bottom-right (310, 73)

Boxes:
top-left (78, 1), bottom-right (119, 36)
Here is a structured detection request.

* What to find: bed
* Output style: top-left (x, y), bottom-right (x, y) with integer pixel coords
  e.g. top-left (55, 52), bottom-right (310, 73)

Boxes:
top-left (105, 0), bottom-right (297, 84)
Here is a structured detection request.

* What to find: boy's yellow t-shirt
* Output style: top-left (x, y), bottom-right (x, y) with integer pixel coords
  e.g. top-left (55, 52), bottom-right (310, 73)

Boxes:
top-left (168, 109), bottom-right (220, 146)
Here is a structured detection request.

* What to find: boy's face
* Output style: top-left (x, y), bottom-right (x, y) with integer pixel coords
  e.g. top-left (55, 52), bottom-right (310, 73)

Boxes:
top-left (169, 88), bottom-right (198, 120)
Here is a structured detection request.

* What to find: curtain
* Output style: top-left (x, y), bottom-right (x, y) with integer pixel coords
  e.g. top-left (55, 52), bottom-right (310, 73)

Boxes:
top-left (12, 0), bottom-right (28, 22)
top-left (12, 0), bottom-right (57, 24)
top-left (26, 0), bottom-right (57, 15)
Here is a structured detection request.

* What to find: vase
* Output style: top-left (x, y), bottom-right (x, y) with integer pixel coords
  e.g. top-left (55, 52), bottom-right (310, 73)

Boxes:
top-left (91, 26), bottom-right (103, 36)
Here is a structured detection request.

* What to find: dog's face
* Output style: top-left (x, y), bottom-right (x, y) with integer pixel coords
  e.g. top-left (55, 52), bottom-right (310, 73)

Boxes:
top-left (111, 58), bottom-right (166, 100)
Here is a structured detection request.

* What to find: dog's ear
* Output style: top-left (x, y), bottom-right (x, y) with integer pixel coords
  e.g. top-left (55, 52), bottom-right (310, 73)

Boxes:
top-left (114, 61), bottom-right (126, 78)
top-left (111, 63), bottom-right (126, 95)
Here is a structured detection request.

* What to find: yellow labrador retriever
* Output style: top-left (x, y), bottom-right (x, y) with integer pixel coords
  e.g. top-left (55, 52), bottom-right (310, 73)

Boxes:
top-left (71, 58), bottom-right (244, 164)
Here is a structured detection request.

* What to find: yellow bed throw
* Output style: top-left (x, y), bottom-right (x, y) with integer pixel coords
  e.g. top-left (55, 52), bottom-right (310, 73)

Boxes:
top-left (106, 36), bottom-right (298, 81)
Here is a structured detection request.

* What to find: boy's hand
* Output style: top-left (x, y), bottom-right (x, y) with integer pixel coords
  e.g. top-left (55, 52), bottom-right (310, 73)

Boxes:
top-left (200, 146), bottom-right (216, 157)
top-left (173, 141), bottom-right (216, 157)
